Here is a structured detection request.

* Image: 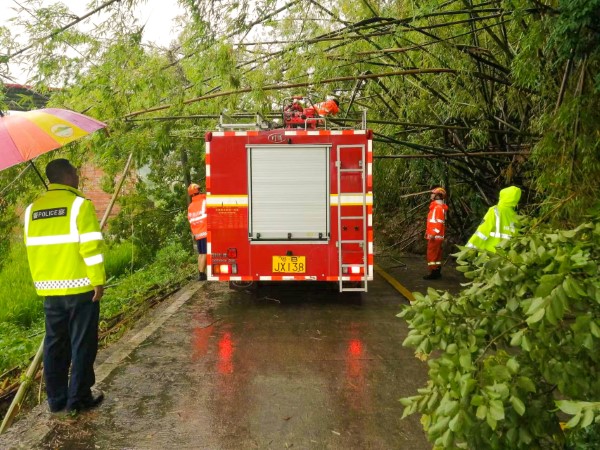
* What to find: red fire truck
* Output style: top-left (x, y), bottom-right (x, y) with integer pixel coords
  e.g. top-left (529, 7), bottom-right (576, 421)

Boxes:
top-left (205, 106), bottom-right (373, 292)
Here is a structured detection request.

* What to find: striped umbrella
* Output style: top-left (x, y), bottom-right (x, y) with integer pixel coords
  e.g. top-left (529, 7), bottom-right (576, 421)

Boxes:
top-left (0, 108), bottom-right (106, 174)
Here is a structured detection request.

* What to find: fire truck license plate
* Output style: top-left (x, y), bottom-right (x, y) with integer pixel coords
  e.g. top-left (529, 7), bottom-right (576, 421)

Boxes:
top-left (272, 256), bottom-right (306, 273)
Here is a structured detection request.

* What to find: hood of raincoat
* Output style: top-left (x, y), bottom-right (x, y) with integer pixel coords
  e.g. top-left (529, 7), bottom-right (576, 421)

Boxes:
top-left (497, 186), bottom-right (521, 208)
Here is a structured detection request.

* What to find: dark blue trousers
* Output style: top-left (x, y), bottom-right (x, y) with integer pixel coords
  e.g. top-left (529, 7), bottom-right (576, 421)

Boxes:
top-left (43, 291), bottom-right (99, 412)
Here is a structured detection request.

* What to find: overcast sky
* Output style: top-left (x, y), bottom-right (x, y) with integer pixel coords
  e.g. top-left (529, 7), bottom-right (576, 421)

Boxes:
top-left (2, 0), bottom-right (184, 84)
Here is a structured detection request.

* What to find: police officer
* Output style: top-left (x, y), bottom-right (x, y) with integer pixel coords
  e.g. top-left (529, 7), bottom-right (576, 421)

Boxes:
top-left (24, 159), bottom-right (106, 413)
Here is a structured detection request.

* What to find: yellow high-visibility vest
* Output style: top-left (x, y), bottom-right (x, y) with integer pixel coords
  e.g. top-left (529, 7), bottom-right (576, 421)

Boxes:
top-left (24, 183), bottom-right (106, 296)
top-left (466, 186), bottom-right (522, 252)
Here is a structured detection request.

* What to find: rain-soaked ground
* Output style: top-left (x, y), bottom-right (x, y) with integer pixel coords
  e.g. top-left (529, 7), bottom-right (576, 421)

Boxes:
top-left (0, 255), bottom-right (463, 450)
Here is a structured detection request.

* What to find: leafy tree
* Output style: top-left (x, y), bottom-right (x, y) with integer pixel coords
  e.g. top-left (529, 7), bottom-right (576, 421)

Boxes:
top-left (399, 221), bottom-right (600, 448)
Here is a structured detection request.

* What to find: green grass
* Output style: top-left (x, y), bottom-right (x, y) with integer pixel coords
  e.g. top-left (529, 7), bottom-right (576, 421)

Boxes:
top-left (0, 239), bottom-right (195, 373)
top-left (105, 240), bottom-right (141, 279)
top-left (101, 242), bottom-right (195, 319)
top-left (0, 240), bottom-right (41, 328)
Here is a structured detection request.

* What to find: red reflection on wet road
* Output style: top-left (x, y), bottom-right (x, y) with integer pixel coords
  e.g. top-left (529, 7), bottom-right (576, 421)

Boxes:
top-left (346, 335), bottom-right (369, 412)
top-left (217, 331), bottom-right (234, 374)
top-left (347, 338), bottom-right (364, 379)
top-left (349, 339), bottom-right (362, 357)
top-left (192, 326), bottom-right (214, 360)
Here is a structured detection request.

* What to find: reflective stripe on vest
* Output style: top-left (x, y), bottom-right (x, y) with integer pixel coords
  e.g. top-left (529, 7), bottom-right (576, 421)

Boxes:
top-left (84, 254), bottom-right (104, 266)
top-left (34, 278), bottom-right (92, 291)
top-left (428, 207), bottom-right (445, 224)
top-left (25, 197), bottom-right (85, 246)
top-left (475, 231), bottom-right (487, 240)
top-left (489, 207), bottom-right (513, 239)
top-left (80, 232), bottom-right (103, 243)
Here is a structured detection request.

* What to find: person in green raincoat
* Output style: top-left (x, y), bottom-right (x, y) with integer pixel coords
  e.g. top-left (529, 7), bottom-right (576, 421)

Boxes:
top-left (466, 186), bottom-right (522, 252)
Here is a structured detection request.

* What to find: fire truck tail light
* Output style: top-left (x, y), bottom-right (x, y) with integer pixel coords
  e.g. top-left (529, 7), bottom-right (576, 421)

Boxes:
top-left (227, 248), bottom-right (237, 258)
top-left (205, 132), bottom-right (213, 142)
top-left (213, 263), bottom-right (238, 275)
top-left (342, 266), bottom-right (363, 274)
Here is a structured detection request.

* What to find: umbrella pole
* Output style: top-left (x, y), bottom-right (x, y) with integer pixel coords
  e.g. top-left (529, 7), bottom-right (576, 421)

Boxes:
top-left (29, 161), bottom-right (48, 189)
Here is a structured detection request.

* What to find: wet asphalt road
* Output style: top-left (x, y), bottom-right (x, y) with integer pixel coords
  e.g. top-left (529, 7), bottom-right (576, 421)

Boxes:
top-left (2, 256), bottom-right (456, 450)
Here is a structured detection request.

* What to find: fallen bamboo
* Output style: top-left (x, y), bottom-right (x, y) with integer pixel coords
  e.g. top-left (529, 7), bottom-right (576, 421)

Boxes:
top-left (123, 68), bottom-right (457, 119)
top-left (0, 344), bottom-right (43, 433)
top-left (373, 151), bottom-right (530, 159)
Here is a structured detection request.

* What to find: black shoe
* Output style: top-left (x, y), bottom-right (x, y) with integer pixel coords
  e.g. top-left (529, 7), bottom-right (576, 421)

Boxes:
top-left (423, 269), bottom-right (441, 280)
top-left (49, 403), bottom-right (66, 414)
top-left (68, 392), bottom-right (104, 413)
top-left (198, 272), bottom-right (207, 281)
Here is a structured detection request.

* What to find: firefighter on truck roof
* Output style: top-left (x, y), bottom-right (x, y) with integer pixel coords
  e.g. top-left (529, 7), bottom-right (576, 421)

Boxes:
top-left (315, 95), bottom-right (340, 117)
top-left (187, 183), bottom-right (208, 280)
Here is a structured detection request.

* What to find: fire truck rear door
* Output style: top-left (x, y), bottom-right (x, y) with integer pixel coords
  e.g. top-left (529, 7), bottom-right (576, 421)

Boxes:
top-left (248, 145), bottom-right (330, 241)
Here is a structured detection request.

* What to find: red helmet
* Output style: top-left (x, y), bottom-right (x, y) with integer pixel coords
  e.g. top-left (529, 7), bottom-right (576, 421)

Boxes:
top-left (188, 183), bottom-right (201, 196)
top-left (432, 187), bottom-right (446, 198)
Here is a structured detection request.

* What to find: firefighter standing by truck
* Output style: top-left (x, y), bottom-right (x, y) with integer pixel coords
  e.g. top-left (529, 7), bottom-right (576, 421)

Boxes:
top-left (187, 183), bottom-right (208, 280)
top-left (423, 187), bottom-right (448, 280)
top-left (23, 159), bottom-right (106, 413)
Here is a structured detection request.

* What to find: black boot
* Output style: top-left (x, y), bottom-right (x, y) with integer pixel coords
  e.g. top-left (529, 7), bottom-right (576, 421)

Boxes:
top-left (423, 268), bottom-right (441, 280)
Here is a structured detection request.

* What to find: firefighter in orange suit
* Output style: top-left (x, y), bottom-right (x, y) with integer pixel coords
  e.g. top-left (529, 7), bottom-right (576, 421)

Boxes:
top-left (187, 183), bottom-right (208, 280)
top-left (423, 187), bottom-right (448, 280)
top-left (315, 95), bottom-right (340, 116)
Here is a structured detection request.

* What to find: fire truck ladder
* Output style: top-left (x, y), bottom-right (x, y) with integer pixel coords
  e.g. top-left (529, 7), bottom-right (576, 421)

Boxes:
top-left (336, 144), bottom-right (368, 293)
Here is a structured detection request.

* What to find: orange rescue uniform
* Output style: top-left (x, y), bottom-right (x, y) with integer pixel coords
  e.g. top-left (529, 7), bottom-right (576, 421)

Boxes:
top-left (315, 99), bottom-right (340, 116)
top-left (187, 194), bottom-right (207, 240)
top-left (425, 201), bottom-right (448, 270)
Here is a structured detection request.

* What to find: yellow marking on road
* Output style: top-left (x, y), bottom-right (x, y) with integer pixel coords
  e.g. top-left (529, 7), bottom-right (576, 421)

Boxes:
top-left (374, 263), bottom-right (415, 303)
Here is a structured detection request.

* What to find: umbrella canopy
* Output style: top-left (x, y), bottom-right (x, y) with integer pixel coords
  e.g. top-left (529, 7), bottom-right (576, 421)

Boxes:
top-left (0, 108), bottom-right (106, 172)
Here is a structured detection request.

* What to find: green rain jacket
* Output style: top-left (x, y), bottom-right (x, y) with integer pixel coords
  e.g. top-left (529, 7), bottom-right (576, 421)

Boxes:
top-left (24, 183), bottom-right (106, 297)
top-left (466, 186), bottom-right (522, 252)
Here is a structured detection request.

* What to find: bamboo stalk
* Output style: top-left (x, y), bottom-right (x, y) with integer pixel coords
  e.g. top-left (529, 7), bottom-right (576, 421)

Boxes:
top-left (0, 341), bottom-right (43, 434)
top-left (100, 152), bottom-right (134, 229)
top-left (124, 68), bottom-right (457, 119)
top-left (374, 151), bottom-right (530, 159)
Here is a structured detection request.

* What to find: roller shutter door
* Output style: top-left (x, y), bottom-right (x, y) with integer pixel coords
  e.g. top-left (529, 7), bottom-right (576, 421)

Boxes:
top-left (248, 145), bottom-right (329, 241)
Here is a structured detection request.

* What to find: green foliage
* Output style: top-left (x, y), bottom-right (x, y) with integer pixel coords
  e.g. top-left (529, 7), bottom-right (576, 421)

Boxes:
top-left (509, 0), bottom-right (600, 224)
top-left (107, 176), bottom-right (192, 260)
top-left (0, 238), bottom-right (195, 374)
top-left (0, 240), bottom-right (41, 328)
top-left (104, 240), bottom-right (141, 279)
top-left (399, 220), bottom-right (600, 449)
top-left (0, 322), bottom-right (43, 373)
top-left (100, 241), bottom-right (195, 319)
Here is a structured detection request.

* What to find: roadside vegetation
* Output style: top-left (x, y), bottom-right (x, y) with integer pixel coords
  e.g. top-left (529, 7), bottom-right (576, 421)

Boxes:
top-left (400, 220), bottom-right (600, 449)
top-left (0, 237), bottom-right (195, 381)
top-left (1, 0), bottom-right (598, 446)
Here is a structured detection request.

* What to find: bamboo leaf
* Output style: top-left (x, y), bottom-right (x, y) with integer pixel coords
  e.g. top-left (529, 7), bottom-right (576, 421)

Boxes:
top-left (510, 396), bottom-right (526, 416)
